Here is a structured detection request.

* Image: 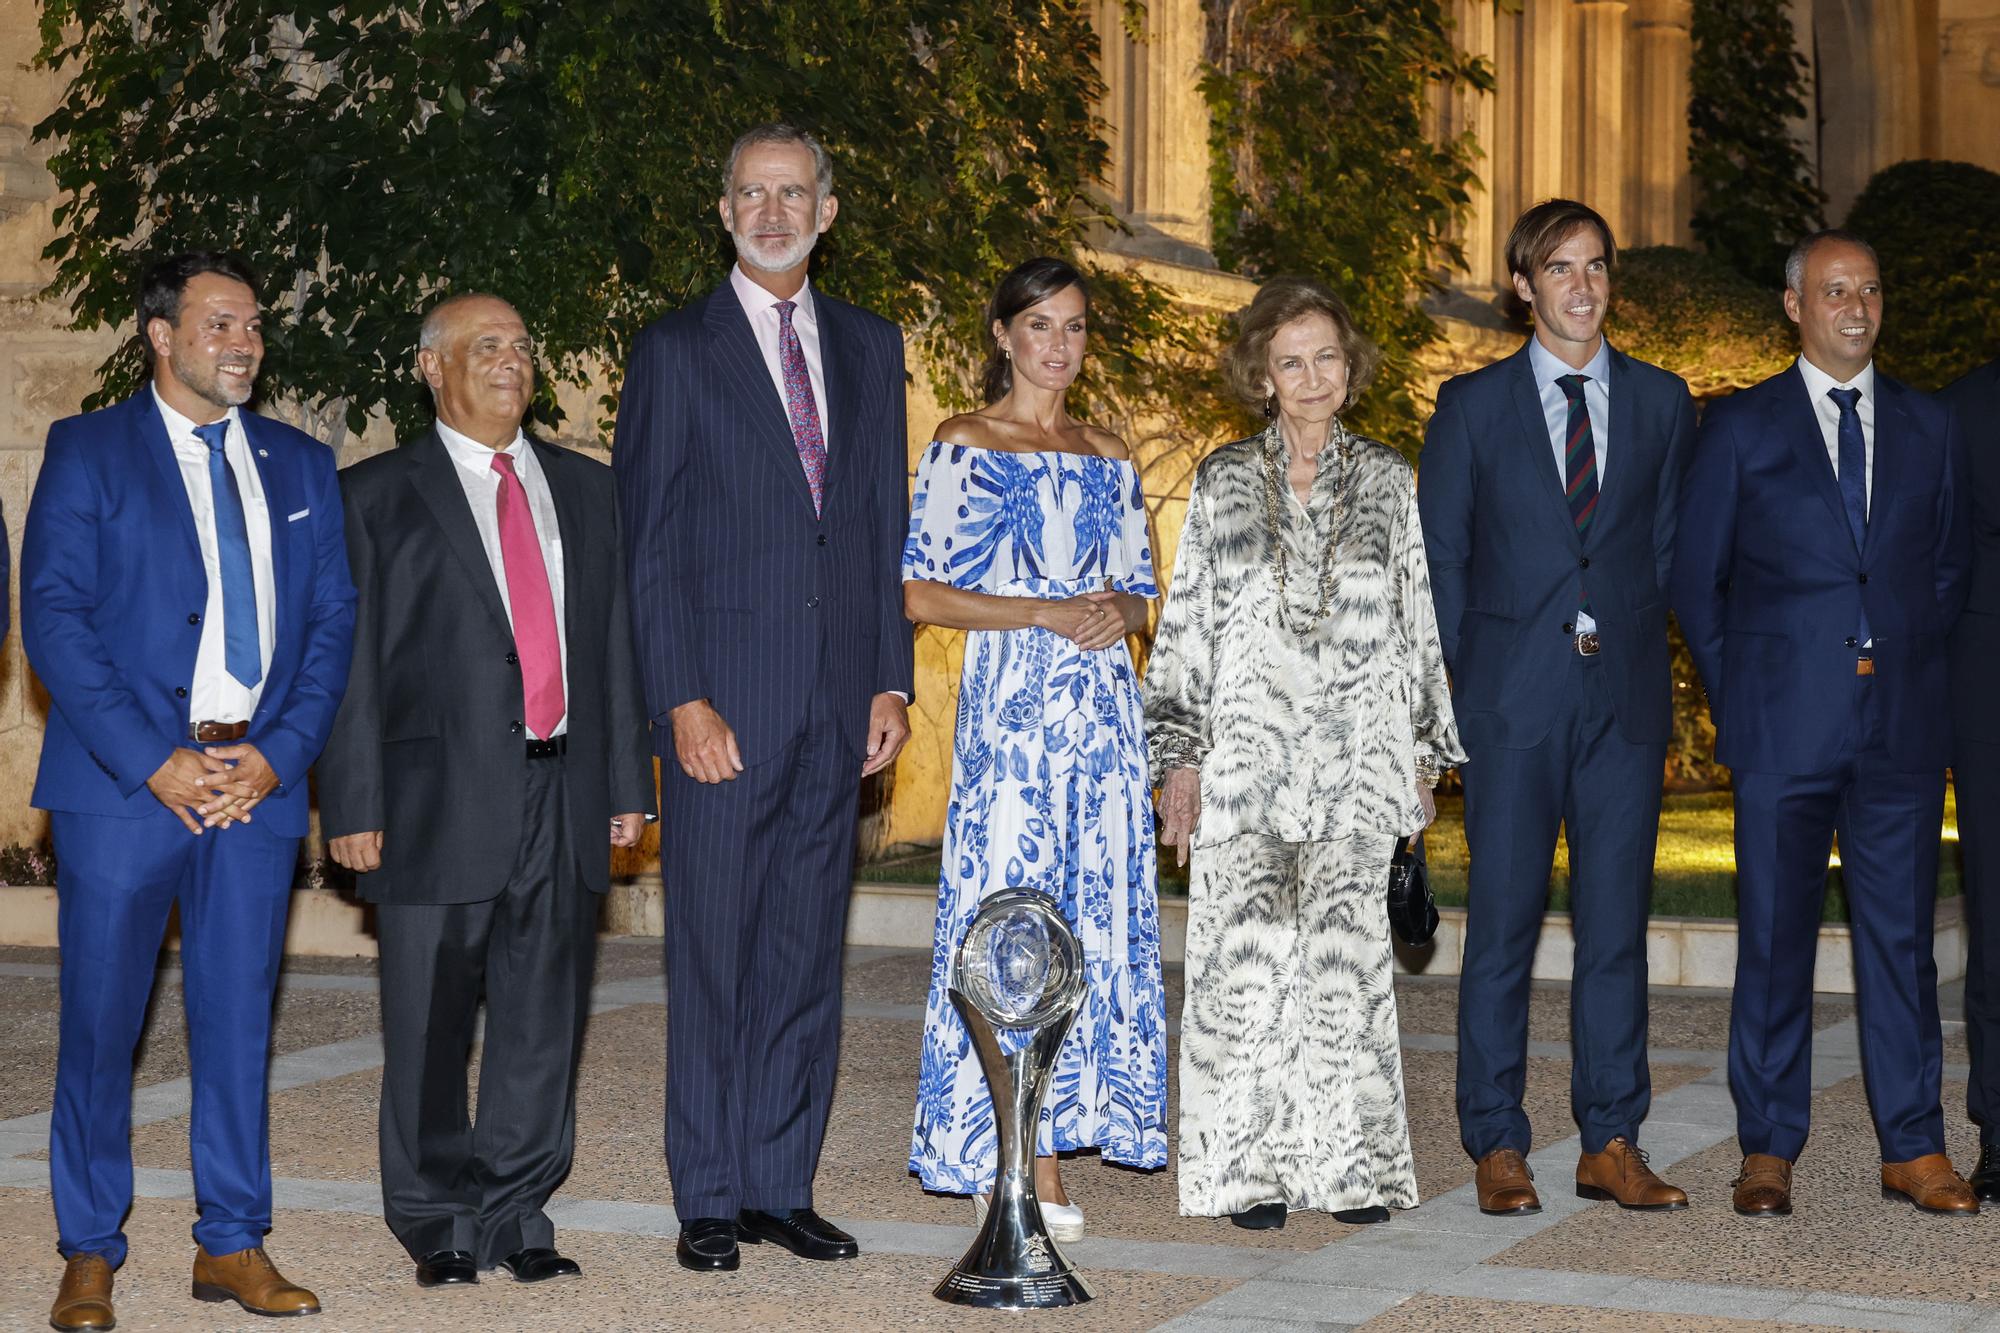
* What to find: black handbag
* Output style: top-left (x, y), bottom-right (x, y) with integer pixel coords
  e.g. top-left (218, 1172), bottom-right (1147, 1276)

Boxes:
top-left (1386, 835), bottom-right (1439, 947)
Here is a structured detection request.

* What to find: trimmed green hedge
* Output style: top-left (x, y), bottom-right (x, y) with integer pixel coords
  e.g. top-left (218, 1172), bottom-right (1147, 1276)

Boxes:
top-left (1609, 246), bottom-right (1794, 398)
top-left (1845, 159), bottom-right (2000, 391)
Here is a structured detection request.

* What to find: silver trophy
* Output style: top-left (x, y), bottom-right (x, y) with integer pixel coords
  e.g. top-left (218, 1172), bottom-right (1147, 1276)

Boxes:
top-left (934, 888), bottom-right (1095, 1309)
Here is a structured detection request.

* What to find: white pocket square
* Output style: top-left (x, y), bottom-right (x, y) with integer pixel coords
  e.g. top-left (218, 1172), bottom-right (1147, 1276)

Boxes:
top-left (287, 508), bottom-right (310, 522)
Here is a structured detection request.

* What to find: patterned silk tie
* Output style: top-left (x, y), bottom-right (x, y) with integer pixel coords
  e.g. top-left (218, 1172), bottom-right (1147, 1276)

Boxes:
top-left (1558, 374), bottom-right (1596, 615)
top-left (491, 452), bottom-right (565, 738)
top-left (193, 419), bottom-right (262, 688)
top-left (1829, 385), bottom-right (1871, 649)
top-left (775, 299), bottom-right (827, 514)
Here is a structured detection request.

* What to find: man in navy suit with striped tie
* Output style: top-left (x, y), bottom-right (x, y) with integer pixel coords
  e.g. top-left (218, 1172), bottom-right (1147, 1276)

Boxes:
top-left (1672, 230), bottom-right (1977, 1218)
top-left (614, 123), bottom-right (915, 1273)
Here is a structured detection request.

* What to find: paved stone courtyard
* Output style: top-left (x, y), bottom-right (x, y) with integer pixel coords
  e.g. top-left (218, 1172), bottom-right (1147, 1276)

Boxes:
top-left (0, 939), bottom-right (1992, 1332)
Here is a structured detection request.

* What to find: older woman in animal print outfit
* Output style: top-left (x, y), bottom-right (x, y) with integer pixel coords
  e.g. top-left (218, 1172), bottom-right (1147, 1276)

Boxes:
top-left (1144, 278), bottom-right (1464, 1230)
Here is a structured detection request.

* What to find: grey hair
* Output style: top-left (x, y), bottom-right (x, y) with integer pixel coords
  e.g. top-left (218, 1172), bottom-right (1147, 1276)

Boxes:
top-left (418, 291), bottom-right (513, 353)
top-left (1784, 229), bottom-right (1878, 295)
top-left (722, 123), bottom-right (834, 203)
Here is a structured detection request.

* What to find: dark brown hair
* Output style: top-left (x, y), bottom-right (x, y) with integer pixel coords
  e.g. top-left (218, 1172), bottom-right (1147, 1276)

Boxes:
top-left (1505, 199), bottom-right (1617, 282)
top-left (981, 257), bottom-right (1090, 404)
top-left (1223, 277), bottom-right (1380, 413)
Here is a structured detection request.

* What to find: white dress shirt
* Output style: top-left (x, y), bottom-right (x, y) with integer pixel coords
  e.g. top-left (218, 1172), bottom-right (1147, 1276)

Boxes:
top-left (154, 388), bottom-right (277, 726)
top-left (1528, 334), bottom-right (1613, 635)
top-left (730, 263), bottom-right (831, 449)
top-left (1796, 355), bottom-right (1877, 516)
top-left (436, 421), bottom-right (570, 738)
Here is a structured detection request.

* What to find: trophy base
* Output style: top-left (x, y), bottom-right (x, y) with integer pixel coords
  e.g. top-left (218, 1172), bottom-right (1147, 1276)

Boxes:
top-left (933, 1265), bottom-right (1096, 1309)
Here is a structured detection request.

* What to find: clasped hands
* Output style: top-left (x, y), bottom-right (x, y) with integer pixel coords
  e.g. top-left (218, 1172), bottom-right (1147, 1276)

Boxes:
top-left (1033, 589), bottom-right (1142, 651)
top-left (146, 744), bottom-right (278, 834)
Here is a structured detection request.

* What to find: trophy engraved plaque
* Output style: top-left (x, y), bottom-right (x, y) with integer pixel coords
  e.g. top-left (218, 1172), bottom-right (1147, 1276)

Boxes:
top-left (933, 888), bottom-right (1095, 1309)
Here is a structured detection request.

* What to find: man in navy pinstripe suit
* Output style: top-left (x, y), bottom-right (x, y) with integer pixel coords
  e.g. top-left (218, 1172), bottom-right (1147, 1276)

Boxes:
top-left (614, 123), bottom-right (915, 1273)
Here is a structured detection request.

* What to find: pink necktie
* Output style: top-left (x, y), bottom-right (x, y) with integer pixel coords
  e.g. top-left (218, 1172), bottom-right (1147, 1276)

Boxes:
top-left (491, 452), bottom-right (564, 738)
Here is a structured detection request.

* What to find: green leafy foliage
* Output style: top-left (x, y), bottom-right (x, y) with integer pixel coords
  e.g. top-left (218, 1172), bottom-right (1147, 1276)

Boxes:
top-left (32, 0), bottom-right (1200, 440)
top-left (1688, 0), bottom-right (1825, 285)
top-left (1201, 0), bottom-right (1492, 456)
top-left (1844, 160), bottom-right (2000, 391)
top-left (1609, 246), bottom-right (1793, 398)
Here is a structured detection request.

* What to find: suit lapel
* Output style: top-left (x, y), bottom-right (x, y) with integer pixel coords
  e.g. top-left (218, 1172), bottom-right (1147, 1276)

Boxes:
top-left (407, 429), bottom-right (513, 636)
top-left (1505, 345), bottom-right (1583, 555)
top-left (132, 390), bottom-right (205, 565)
top-left (237, 413), bottom-right (296, 680)
top-left (531, 438), bottom-right (587, 650)
top-left (1588, 347), bottom-right (1629, 545)
top-left (1774, 364), bottom-right (1854, 548)
top-left (1864, 377), bottom-right (1907, 560)
top-left (815, 296), bottom-right (863, 513)
top-left (702, 284), bottom-right (818, 513)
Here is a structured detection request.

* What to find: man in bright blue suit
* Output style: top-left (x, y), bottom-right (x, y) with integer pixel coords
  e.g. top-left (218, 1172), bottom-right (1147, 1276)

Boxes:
top-left (1671, 229), bottom-right (1978, 1219)
top-left (23, 252), bottom-right (356, 1329)
top-left (1420, 199), bottom-right (1695, 1217)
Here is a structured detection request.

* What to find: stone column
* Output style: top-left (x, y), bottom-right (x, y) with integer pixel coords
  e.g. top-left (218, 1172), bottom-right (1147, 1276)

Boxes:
top-left (1092, 0), bottom-right (1211, 262)
top-left (1570, 1), bottom-right (1630, 239)
top-left (1626, 0), bottom-right (1693, 246)
top-left (1432, 0), bottom-right (1501, 288)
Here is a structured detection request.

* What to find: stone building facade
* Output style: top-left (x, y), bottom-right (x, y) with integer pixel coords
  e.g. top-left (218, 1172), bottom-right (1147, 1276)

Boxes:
top-left (0, 0), bottom-right (1994, 856)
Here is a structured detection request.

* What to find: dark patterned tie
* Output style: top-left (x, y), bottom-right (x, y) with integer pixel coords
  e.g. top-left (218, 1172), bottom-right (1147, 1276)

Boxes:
top-left (1558, 374), bottom-right (1596, 615)
top-left (775, 299), bottom-right (826, 515)
top-left (1829, 385), bottom-right (1871, 649)
top-left (193, 419), bottom-right (261, 688)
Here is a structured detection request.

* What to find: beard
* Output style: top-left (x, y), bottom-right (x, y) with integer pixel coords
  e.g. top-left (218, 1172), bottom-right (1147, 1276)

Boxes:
top-left (179, 356), bottom-right (258, 409)
top-left (731, 225), bottom-right (820, 275)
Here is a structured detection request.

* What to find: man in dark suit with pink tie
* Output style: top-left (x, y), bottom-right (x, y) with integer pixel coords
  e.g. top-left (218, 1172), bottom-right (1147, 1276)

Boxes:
top-left (614, 123), bottom-right (915, 1272)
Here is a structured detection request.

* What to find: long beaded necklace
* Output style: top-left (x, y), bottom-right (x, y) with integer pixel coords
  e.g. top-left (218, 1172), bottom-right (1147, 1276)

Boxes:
top-left (1257, 418), bottom-right (1354, 635)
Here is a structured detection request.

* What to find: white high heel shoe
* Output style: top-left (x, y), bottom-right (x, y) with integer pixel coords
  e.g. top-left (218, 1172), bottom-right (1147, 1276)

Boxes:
top-left (971, 1193), bottom-right (1086, 1242)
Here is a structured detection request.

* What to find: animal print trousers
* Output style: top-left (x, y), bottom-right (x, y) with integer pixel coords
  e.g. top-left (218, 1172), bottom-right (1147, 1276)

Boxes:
top-left (1177, 830), bottom-right (1418, 1216)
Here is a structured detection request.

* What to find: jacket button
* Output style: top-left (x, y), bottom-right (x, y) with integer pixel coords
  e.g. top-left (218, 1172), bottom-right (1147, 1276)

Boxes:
top-left (509, 721), bottom-right (523, 735)
top-left (1845, 636), bottom-right (1858, 647)
top-left (1858, 573), bottom-right (1868, 584)
top-left (1579, 556), bottom-right (1590, 569)
top-left (806, 596), bottom-right (820, 609)
top-left (817, 534), bottom-right (828, 546)
top-left (506, 652), bottom-right (519, 665)
top-left (188, 612), bottom-right (201, 625)
top-left (175, 686), bottom-right (188, 698)
top-left (1562, 623), bottom-right (1574, 635)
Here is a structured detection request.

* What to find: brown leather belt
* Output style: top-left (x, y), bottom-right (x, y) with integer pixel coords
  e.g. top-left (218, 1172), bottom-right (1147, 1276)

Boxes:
top-left (1574, 633), bottom-right (1601, 657)
top-left (188, 720), bottom-right (249, 743)
top-left (1856, 656), bottom-right (1875, 676)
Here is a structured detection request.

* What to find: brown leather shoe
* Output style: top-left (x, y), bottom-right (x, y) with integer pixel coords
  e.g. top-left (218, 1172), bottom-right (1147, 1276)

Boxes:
top-left (1575, 1137), bottom-right (1689, 1210)
top-left (1880, 1153), bottom-right (1981, 1215)
top-left (1475, 1148), bottom-right (1541, 1215)
top-left (190, 1246), bottom-right (321, 1317)
top-left (1731, 1153), bottom-right (1793, 1217)
top-left (51, 1254), bottom-right (115, 1331)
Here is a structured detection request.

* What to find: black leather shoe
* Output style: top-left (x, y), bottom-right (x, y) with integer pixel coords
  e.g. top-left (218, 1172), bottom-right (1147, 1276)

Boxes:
top-left (1333, 1206), bottom-right (1390, 1225)
top-left (415, 1250), bottom-right (477, 1287)
top-left (1229, 1202), bottom-right (1287, 1230)
top-left (676, 1218), bottom-right (740, 1272)
top-left (1972, 1142), bottom-right (2000, 1202)
top-left (736, 1208), bottom-right (859, 1260)
top-left (498, 1248), bottom-right (581, 1283)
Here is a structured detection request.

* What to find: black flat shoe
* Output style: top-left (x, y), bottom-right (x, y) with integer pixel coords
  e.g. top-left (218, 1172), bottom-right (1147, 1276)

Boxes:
top-left (677, 1218), bottom-right (741, 1272)
top-left (414, 1250), bottom-right (477, 1287)
top-left (498, 1248), bottom-right (581, 1283)
top-left (1229, 1202), bottom-right (1287, 1230)
top-left (1333, 1206), bottom-right (1390, 1225)
top-left (736, 1208), bottom-right (859, 1260)
top-left (1972, 1143), bottom-right (2000, 1203)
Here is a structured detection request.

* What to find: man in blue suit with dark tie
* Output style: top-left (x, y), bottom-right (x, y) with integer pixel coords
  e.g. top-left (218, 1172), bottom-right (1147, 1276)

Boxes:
top-left (1671, 229), bottom-right (1978, 1219)
top-left (23, 252), bottom-right (356, 1329)
top-left (614, 124), bottom-right (915, 1273)
top-left (1420, 199), bottom-right (1695, 1217)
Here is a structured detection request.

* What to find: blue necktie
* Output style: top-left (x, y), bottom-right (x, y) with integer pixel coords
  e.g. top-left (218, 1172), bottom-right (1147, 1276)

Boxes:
top-left (193, 419), bottom-right (262, 689)
top-left (1828, 386), bottom-right (1870, 649)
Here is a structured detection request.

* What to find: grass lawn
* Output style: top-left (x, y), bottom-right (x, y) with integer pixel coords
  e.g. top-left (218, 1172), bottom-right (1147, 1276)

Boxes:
top-left (860, 789), bottom-right (1963, 924)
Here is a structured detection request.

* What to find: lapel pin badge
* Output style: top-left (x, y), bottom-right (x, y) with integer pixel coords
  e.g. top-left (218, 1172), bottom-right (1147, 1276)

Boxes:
top-left (257, 449), bottom-right (268, 458)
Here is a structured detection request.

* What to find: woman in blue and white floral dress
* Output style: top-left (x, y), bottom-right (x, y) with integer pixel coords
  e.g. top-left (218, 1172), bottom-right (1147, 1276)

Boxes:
top-left (903, 258), bottom-right (1168, 1240)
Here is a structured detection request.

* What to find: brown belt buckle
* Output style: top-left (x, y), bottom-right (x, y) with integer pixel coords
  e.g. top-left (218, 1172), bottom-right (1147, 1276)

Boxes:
top-left (1575, 632), bottom-right (1601, 657)
top-left (1856, 656), bottom-right (1875, 677)
top-left (188, 719), bottom-right (249, 744)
